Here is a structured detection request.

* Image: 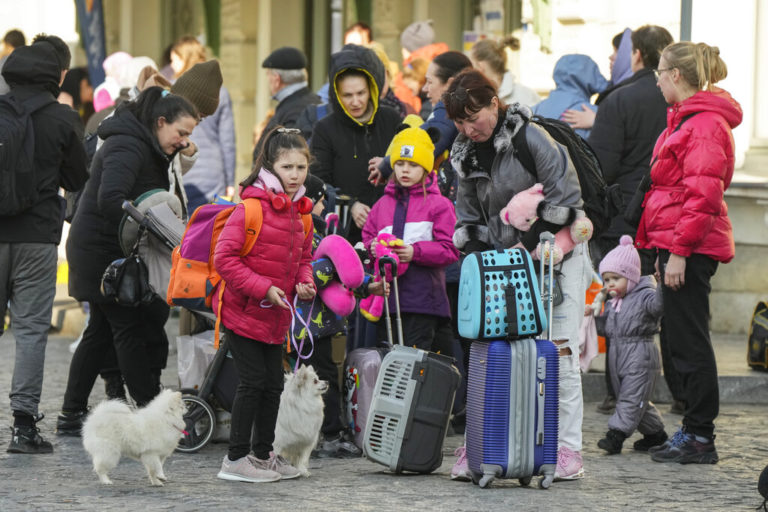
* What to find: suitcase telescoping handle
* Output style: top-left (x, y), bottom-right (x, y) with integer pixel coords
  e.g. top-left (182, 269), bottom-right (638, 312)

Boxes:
top-left (539, 231), bottom-right (555, 341)
top-left (378, 255), bottom-right (404, 346)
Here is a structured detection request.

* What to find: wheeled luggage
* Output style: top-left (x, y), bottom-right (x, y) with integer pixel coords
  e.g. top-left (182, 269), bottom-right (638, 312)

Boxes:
top-left (466, 338), bottom-right (558, 488)
top-left (457, 247), bottom-right (547, 340)
top-left (344, 346), bottom-right (386, 448)
top-left (363, 257), bottom-right (462, 473)
top-left (464, 232), bottom-right (560, 489)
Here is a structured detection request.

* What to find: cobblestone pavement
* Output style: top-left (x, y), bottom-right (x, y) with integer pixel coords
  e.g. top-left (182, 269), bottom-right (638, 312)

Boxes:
top-left (0, 331), bottom-right (766, 511)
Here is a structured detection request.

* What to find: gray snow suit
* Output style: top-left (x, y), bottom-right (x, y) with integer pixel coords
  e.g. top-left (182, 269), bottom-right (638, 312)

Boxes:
top-left (595, 276), bottom-right (665, 436)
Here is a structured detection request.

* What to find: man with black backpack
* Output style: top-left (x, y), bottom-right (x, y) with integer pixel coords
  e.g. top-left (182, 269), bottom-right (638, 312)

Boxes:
top-left (0, 38), bottom-right (88, 454)
top-left (588, 25), bottom-right (674, 270)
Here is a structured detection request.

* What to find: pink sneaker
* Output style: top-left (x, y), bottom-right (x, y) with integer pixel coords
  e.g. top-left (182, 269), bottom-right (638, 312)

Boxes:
top-left (554, 446), bottom-right (584, 481)
top-left (450, 445), bottom-right (471, 481)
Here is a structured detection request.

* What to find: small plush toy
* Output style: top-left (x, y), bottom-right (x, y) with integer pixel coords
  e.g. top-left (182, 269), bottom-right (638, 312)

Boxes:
top-left (500, 183), bottom-right (594, 264)
top-left (359, 233), bottom-right (409, 322)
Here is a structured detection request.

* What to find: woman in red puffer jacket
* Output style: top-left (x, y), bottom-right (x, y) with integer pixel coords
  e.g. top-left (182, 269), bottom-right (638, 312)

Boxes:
top-left (636, 42), bottom-right (742, 465)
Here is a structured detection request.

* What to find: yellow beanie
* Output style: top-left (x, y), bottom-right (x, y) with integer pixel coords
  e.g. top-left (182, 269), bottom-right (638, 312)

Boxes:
top-left (386, 123), bottom-right (435, 173)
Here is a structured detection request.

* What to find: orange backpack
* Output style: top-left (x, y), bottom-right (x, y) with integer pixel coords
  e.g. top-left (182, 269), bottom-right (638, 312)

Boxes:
top-left (167, 198), bottom-right (312, 345)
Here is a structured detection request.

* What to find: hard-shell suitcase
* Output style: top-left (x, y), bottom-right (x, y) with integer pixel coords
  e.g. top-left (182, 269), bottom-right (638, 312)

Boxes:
top-left (466, 338), bottom-right (558, 488)
top-left (363, 256), bottom-right (462, 473)
top-left (458, 247), bottom-right (547, 340)
top-left (344, 346), bottom-right (386, 449)
top-left (465, 232), bottom-right (560, 489)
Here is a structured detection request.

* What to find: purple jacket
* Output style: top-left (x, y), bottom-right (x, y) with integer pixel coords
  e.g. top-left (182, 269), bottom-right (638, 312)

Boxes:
top-left (362, 175), bottom-right (459, 318)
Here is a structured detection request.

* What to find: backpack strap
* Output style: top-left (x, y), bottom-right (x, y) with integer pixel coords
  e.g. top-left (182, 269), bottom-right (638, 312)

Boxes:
top-left (511, 120), bottom-right (538, 180)
top-left (241, 198), bottom-right (264, 256)
top-left (215, 198), bottom-right (264, 349)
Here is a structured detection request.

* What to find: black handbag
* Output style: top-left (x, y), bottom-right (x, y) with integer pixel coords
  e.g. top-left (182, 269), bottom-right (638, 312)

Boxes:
top-left (100, 226), bottom-right (155, 307)
top-left (624, 172), bottom-right (652, 228)
top-left (748, 301), bottom-right (768, 371)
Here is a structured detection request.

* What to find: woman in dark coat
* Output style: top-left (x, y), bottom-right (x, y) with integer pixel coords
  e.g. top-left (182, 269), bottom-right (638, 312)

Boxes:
top-left (59, 87), bottom-right (198, 425)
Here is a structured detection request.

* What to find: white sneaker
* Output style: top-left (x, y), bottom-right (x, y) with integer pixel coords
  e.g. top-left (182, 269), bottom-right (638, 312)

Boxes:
top-left (554, 446), bottom-right (584, 481)
top-left (249, 452), bottom-right (301, 480)
top-left (450, 445), bottom-right (471, 481)
top-left (217, 455), bottom-right (281, 483)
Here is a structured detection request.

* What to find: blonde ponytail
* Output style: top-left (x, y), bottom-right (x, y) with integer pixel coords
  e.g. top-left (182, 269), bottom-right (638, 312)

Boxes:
top-left (663, 41), bottom-right (728, 92)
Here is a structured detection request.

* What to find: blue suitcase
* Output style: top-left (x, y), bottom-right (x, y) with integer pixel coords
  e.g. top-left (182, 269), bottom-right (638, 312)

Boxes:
top-left (466, 338), bottom-right (559, 488)
top-left (458, 248), bottom-right (547, 340)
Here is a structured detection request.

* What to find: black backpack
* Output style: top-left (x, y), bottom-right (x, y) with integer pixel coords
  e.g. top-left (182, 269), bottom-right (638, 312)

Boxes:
top-left (0, 92), bottom-right (56, 216)
top-left (512, 115), bottom-right (623, 237)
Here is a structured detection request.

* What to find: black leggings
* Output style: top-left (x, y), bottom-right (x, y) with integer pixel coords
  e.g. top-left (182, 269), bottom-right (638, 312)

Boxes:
top-left (225, 326), bottom-right (284, 460)
top-left (299, 335), bottom-right (344, 436)
top-left (658, 250), bottom-right (719, 437)
top-left (62, 298), bottom-right (168, 410)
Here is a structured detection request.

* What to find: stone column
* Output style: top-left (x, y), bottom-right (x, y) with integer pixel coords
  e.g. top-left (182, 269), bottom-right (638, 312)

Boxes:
top-left (220, 0), bottom-right (265, 186)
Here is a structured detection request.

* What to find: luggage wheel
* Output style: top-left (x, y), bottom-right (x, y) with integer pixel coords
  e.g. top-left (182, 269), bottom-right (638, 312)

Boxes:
top-left (479, 474), bottom-right (494, 488)
top-left (539, 474), bottom-right (554, 489)
top-left (519, 476), bottom-right (532, 487)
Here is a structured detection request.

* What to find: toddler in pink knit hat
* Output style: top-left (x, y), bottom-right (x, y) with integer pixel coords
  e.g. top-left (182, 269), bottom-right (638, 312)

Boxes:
top-left (590, 235), bottom-right (667, 455)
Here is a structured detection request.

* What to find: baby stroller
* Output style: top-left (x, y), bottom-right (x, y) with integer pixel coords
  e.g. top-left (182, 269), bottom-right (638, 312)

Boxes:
top-left (121, 199), bottom-right (235, 453)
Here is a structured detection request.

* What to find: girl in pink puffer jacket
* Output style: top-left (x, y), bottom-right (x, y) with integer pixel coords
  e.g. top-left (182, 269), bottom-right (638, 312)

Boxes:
top-left (213, 127), bottom-right (315, 483)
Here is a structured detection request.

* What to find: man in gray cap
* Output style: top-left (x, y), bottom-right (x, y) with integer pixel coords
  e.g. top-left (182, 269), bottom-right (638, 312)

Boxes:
top-left (253, 46), bottom-right (320, 160)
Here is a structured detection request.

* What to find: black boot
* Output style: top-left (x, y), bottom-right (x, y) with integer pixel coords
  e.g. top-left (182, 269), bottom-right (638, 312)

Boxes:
top-left (8, 413), bottom-right (53, 453)
top-left (102, 372), bottom-right (126, 401)
top-left (633, 430), bottom-right (669, 452)
top-left (597, 429), bottom-right (627, 455)
top-left (56, 409), bottom-right (88, 437)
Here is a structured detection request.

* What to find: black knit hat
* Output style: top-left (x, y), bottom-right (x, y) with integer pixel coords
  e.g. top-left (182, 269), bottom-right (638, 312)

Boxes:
top-left (170, 60), bottom-right (222, 117)
top-left (262, 46), bottom-right (307, 70)
top-left (304, 174), bottom-right (326, 204)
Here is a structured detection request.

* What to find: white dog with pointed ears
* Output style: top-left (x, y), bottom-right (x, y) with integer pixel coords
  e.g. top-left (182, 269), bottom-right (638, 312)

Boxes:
top-left (273, 365), bottom-right (328, 476)
top-left (82, 389), bottom-right (187, 486)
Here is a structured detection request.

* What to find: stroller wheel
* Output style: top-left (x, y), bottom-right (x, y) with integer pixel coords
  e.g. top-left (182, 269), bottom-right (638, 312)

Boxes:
top-left (177, 394), bottom-right (216, 453)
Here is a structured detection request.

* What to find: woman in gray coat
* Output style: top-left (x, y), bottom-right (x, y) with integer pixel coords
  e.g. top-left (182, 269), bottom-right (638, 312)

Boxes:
top-left (444, 69), bottom-right (592, 482)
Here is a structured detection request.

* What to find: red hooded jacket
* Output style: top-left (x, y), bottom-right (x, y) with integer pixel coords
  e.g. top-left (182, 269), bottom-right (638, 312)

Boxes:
top-left (636, 89), bottom-right (742, 263)
top-left (213, 181), bottom-right (313, 343)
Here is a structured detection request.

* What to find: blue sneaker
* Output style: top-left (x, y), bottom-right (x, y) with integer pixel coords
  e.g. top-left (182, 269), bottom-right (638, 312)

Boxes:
top-left (650, 427), bottom-right (718, 464)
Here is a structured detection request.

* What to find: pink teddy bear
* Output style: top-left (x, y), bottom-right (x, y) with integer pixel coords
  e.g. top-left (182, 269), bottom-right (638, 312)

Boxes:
top-left (499, 183), bottom-right (593, 264)
top-left (359, 233), bottom-right (409, 322)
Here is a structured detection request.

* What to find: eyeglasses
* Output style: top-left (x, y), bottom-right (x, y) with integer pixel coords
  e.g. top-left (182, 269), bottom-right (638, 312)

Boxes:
top-left (654, 67), bottom-right (674, 81)
top-left (277, 127), bottom-right (301, 134)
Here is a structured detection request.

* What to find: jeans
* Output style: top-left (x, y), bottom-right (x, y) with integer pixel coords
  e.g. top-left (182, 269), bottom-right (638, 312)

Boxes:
top-left (658, 250), bottom-right (719, 438)
top-left (225, 326), bottom-right (284, 460)
top-left (551, 243), bottom-right (592, 451)
top-left (0, 243), bottom-right (57, 417)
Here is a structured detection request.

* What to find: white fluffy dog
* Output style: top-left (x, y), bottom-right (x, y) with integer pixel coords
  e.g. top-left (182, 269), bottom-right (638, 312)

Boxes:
top-left (273, 365), bottom-right (328, 476)
top-left (82, 389), bottom-right (187, 486)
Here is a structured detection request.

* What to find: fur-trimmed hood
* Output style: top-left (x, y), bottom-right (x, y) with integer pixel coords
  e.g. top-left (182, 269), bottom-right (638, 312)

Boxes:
top-left (450, 104), bottom-right (533, 179)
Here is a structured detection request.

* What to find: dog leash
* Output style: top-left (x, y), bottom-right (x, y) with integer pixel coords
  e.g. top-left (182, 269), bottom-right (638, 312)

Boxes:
top-left (284, 296), bottom-right (315, 372)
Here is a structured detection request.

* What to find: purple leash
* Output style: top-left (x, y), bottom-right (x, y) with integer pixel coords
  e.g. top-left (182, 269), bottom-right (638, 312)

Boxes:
top-left (285, 296), bottom-right (315, 372)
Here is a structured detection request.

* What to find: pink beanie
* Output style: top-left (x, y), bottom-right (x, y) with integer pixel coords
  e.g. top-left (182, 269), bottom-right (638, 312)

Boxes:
top-left (599, 235), bottom-right (641, 290)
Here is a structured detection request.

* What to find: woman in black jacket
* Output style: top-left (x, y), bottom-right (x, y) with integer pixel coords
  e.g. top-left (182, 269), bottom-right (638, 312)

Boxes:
top-left (309, 44), bottom-right (401, 245)
top-left (59, 87), bottom-right (198, 425)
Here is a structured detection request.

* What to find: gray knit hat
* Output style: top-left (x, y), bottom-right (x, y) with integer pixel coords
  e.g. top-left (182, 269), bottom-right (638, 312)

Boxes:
top-left (400, 20), bottom-right (435, 52)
